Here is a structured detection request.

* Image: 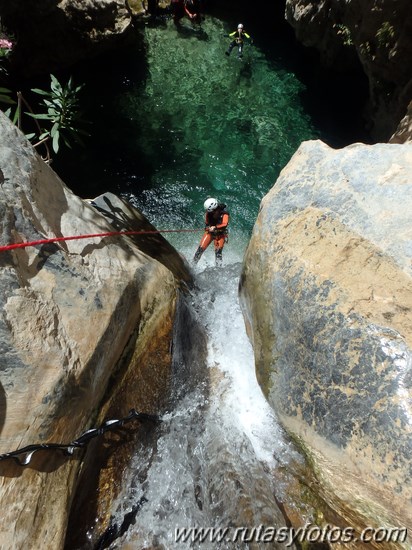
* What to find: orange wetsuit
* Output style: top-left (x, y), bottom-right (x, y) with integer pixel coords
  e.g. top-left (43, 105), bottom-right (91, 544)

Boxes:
top-left (193, 204), bottom-right (229, 266)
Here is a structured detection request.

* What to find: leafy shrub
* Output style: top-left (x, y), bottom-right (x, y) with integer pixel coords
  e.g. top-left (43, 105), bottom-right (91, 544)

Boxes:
top-left (29, 75), bottom-right (89, 153)
top-left (376, 22), bottom-right (395, 49)
top-left (0, 75), bottom-right (89, 161)
top-left (334, 24), bottom-right (353, 47)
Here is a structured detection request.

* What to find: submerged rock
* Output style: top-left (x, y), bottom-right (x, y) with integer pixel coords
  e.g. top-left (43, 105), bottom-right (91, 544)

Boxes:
top-left (240, 140), bottom-right (412, 545)
top-left (0, 111), bottom-right (190, 548)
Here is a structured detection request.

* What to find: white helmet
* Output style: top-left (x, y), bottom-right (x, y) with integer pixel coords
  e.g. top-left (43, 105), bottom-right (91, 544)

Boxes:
top-left (238, 23), bottom-right (243, 29)
top-left (204, 198), bottom-right (218, 212)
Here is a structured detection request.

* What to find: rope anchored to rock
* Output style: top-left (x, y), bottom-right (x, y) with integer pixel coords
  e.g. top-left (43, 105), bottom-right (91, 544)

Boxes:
top-left (0, 228), bottom-right (203, 253)
top-left (0, 409), bottom-right (160, 466)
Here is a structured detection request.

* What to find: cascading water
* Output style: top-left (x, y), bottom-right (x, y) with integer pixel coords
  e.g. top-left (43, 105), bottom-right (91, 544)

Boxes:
top-left (95, 253), bottom-right (305, 549)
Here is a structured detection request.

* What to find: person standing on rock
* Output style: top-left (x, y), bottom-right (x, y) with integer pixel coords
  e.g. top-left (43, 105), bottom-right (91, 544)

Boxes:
top-left (170, 0), bottom-right (185, 24)
top-left (142, 0), bottom-right (159, 16)
top-left (184, 0), bottom-right (202, 24)
top-left (193, 198), bottom-right (229, 267)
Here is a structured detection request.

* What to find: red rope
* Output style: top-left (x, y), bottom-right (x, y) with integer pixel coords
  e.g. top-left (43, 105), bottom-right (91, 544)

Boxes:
top-left (0, 228), bottom-right (203, 253)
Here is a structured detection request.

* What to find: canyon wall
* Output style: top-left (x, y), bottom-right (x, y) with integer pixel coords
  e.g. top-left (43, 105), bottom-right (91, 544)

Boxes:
top-left (241, 139), bottom-right (412, 547)
top-left (285, 0), bottom-right (412, 142)
top-left (0, 111), bottom-right (190, 549)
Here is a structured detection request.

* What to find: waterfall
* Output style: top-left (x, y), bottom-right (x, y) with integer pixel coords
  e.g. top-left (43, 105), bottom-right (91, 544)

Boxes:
top-left (97, 252), bottom-right (304, 549)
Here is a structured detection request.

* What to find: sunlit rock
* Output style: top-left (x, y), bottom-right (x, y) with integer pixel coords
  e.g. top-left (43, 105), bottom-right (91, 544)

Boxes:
top-left (391, 99), bottom-right (412, 144)
top-left (0, 111), bottom-right (189, 548)
top-left (240, 139), bottom-right (412, 544)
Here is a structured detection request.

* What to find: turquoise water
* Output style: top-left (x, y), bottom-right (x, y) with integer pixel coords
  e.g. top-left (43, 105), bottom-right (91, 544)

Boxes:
top-left (56, 13), bottom-right (320, 257)
top-left (118, 16), bottom-right (318, 254)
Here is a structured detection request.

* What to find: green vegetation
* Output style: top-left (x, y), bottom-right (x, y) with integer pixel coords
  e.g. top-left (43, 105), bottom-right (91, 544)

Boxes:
top-left (0, 86), bottom-right (14, 106)
top-left (1, 73), bottom-right (89, 162)
top-left (1, 24), bottom-right (88, 160)
top-left (376, 21), bottom-right (395, 49)
top-left (359, 41), bottom-right (372, 58)
top-left (28, 75), bottom-right (88, 154)
top-left (334, 24), bottom-right (353, 47)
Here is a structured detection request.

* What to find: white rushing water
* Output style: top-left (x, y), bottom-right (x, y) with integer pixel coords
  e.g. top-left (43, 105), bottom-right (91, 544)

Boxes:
top-left (100, 235), bottom-right (303, 549)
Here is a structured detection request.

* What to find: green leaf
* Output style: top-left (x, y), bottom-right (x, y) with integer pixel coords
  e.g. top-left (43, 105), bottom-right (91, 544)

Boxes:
top-left (50, 122), bottom-right (59, 138)
top-left (27, 112), bottom-right (53, 120)
top-left (50, 74), bottom-right (62, 95)
top-left (25, 132), bottom-right (36, 139)
top-left (0, 94), bottom-right (16, 104)
top-left (62, 135), bottom-right (73, 149)
top-left (52, 129), bottom-right (60, 153)
top-left (31, 88), bottom-right (51, 96)
top-left (11, 108), bottom-right (19, 124)
top-left (7, 74), bottom-right (89, 156)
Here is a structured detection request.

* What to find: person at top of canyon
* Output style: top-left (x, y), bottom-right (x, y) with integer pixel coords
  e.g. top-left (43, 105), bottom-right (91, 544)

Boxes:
top-left (184, 0), bottom-right (202, 24)
top-left (141, 0), bottom-right (159, 15)
top-left (170, 0), bottom-right (185, 24)
top-left (193, 198), bottom-right (230, 267)
top-left (171, 0), bottom-right (203, 25)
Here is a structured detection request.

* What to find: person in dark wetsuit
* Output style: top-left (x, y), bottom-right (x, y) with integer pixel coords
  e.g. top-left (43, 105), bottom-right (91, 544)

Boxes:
top-left (225, 23), bottom-right (252, 58)
top-left (184, 0), bottom-right (202, 24)
top-left (171, 0), bottom-right (185, 24)
top-left (193, 198), bottom-right (229, 267)
top-left (142, 0), bottom-right (159, 15)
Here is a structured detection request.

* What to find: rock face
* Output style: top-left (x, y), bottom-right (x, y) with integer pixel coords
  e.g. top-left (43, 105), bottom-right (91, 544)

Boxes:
top-left (285, 0), bottom-right (412, 141)
top-left (390, 99), bottom-right (412, 144)
top-left (88, 191), bottom-right (192, 285)
top-left (240, 140), bottom-right (412, 543)
top-left (0, 0), bottom-right (132, 75)
top-left (0, 111), bottom-right (190, 549)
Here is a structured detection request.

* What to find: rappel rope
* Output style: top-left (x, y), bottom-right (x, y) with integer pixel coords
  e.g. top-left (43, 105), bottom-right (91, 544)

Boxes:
top-left (0, 227), bottom-right (203, 253)
top-left (0, 409), bottom-right (160, 466)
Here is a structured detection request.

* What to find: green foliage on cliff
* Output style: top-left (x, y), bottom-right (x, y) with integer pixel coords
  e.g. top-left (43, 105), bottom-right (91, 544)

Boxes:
top-left (28, 75), bottom-right (89, 153)
top-left (0, 75), bottom-right (89, 161)
top-left (0, 86), bottom-right (14, 105)
top-left (376, 21), bottom-right (395, 49)
top-left (334, 24), bottom-right (353, 47)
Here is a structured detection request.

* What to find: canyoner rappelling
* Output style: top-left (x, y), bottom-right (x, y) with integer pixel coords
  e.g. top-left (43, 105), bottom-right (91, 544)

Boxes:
top-left (193, 197), bottom-right (230, 267)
